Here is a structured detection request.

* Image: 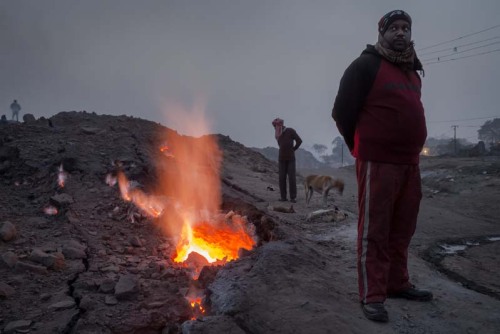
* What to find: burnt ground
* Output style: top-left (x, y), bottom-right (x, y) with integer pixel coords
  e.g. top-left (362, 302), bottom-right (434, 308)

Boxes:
top-left (1, 112), bottom-right (499, 334)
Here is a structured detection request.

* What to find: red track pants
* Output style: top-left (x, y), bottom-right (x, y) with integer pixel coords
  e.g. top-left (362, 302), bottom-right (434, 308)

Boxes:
top-left (356, 160), bottom-right (422, 304)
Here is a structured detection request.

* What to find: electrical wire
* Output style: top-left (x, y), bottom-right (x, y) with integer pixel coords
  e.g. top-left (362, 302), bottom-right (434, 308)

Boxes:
top-left (417, 24), bottom-right (500, 51)
top-left (427, 116), bottom-right (500, 124)
top-left (423, 48), bottom-right (500, 65)
top-left (419, 36), bottom-right (500, 57)
top-left (421, 41), bottom-right (500, 62)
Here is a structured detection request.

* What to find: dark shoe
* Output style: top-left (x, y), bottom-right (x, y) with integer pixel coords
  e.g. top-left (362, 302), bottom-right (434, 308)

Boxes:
top-left (290, 198), bottom-right (296, 203)
top-left (279, 198), bottom-right (288, 202)
top-left (388, 286), bottom-right (433, 301)
top-left (361, 303), bottom-right (388, 322)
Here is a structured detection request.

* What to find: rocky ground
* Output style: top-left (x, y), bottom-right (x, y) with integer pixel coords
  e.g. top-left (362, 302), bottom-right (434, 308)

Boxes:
top-left (1, 112), bottom-right (499, 334)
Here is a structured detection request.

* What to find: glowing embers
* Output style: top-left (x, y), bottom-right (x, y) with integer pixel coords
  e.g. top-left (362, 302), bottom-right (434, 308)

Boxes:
top-left (57, 164), bottom-right (67, 188)
top-left (173, 211), bottom-right (256, 278)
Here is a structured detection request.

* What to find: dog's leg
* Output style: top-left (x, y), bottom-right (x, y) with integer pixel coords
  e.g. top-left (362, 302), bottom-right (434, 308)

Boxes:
top-left (323, 188), bottom-right (331, 207)
top-left (306, 187), bottom-right (312, 206)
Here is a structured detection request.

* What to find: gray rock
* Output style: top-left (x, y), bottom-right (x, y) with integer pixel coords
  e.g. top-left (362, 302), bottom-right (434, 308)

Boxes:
top-left (114, 275), bottom-right (139, 300)
top-left (49, 299), bottom-right (76, 310)
top-left (22, 113), bottom-right (36, 122)
top-left (62, 246), bottom-right (86, 259)
top-left (105, 295), bottom-right (118, 305)
top-left (14, 261), bottom-right (48, 274)
top-left (98, 278), bottom-right (116, 294)
top-left (50, 193), bottom-right (74, 206)
top-left (3, 319), bottom-right (32, 333)
top-left (79, 295), bottom-right (96, 311)
top-left (0, 251), bottom-right (18, 268)
top-left (29, 248), bottom-right (65, 270)
top-left (129, 236), bottom-right (143, 247)
top-left (0, 221), bottom-right (17, 241)
top-left (0, 282), bottom-right (15, 299)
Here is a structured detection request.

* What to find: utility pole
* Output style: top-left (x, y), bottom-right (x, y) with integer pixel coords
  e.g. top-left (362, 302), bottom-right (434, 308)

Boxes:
top-left (451, 125), bottom-right (459, 155)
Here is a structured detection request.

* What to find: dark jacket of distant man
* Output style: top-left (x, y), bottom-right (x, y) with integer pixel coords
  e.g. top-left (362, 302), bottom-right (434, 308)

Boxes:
top-left (272, 118), bottom-right (302, 202)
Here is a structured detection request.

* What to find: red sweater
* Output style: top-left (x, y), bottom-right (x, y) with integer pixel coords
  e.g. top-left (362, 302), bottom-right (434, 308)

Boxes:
top-left (332, 45), bottom-right (427, 165)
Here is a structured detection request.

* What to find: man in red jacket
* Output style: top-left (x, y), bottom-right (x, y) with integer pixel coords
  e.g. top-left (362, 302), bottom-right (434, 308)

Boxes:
top-left (332, 10), bottom-right (432, 323)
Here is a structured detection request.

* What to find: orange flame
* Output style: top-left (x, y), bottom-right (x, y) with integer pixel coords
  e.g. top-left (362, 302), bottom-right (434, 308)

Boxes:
top-left (115, 171), bottom-right (165, 217)
top-left (108, 106), bottom-right (255, 267)
top-left (188, 297), bottom-right (205, 320)
top-left (174, 215), bottom-right (255, 263)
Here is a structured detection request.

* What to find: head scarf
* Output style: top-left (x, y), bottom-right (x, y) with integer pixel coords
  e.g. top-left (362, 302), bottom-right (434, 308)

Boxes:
top-left (378, 10), bottom-right (412, 35)
top-left (375, 10), bottom-right (424, 76)
top-left (272, 118), bottom-right (285, 140)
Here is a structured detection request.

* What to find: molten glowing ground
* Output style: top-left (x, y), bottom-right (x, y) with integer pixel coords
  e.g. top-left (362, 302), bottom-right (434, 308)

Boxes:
top-left (174, 218), bottom-right (255, 263)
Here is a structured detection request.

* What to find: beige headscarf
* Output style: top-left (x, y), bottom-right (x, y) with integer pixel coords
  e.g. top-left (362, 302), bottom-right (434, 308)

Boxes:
top-left (272, 118), bottom-right (285, 140)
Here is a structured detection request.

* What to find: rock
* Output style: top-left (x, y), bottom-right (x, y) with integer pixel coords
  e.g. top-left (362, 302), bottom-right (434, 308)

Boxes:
top-left (129, 236), bottom-right (143, 247)
top-left (3, 319), bottom-right (32, 333)
top-left (0, 221), bottom-right (17, 241)
top-left (114, 275), bottom-right (139, 300)
top-left (99, 278), bottom-right (116, 293)
top-left (0, 282), bottom-right (15, 299)
top-left (105, 295), bottom-right (118, 305)
top-left (29, 248), bottom-right (65, 270)
top-left (1, 251), bottom-right (18, 268)
top-left (62, 246), bottom-right (86, 259)
top-left (22, 113), bottom-right (36, 122)
top-left (79, 295), bottom-right (96, 311)
top-left (50, 193), bottom-right (74, 206)
top-left (49, 300), bottom-right (76, 310)
top-left (14, 261), bottom-right (48, 274)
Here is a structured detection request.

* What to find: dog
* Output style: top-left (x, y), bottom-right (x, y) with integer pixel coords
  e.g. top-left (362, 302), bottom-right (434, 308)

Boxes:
top-left (304, 175), bottom-right (344, 207)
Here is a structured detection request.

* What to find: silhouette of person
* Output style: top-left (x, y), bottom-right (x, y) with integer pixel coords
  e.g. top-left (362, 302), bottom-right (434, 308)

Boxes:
top-left (10, 100), bottom-right (21, 122)
top-left (272, 118), bottom-right (302, 203)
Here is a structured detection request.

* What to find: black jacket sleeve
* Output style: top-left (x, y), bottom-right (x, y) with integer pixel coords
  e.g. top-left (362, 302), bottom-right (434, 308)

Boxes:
top-left (293, 131), bottom-right (302, 151)
top-left (332, 52), bottom-right (379, 151)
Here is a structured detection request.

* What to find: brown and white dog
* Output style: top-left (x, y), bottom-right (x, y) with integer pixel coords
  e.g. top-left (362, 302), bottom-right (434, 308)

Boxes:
top-left (304, 175), bottom-right (344, 207)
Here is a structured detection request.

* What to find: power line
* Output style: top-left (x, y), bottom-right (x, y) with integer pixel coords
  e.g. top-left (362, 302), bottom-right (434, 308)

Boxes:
top-left (421, 41), bottom-right (500, 62)
top-left (427, 116), bottom-right (500, 124)
top-left (417, 24), bottom-right (500, 51)
top-left (424, 48), bottom-right (500, 65)
top-left (419, 36), bottom-right (500, 57)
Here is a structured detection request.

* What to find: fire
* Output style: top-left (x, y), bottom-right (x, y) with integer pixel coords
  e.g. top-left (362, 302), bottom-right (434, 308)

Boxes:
top-left (57, 164), bottom-right (67, 188)
top-left (107, 108), bottom-right (255, 271)
top-left (43, 206), bottom-right (58, 215)
top-left (187, 297), bottom-right (205, 320)
top-left (115, 171), bottom-right (165, 218)
top-left (174, 214), bottom-right (255, 263)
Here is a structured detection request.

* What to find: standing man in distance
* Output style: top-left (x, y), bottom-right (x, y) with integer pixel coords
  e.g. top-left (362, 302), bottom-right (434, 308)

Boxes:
top-left (10, 99), bottom-right (21, 122)
top-left (332, 10), bottom-right (432, 323)
top-left (272, 118), bottom-right (302, 203)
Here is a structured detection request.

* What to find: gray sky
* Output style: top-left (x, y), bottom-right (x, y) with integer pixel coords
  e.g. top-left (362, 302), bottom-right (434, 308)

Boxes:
top-left (2, 0), bottom-right (500, 151)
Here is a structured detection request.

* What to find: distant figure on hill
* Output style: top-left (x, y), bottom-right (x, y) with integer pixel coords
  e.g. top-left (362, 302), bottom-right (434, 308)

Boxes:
top-left (271, 117), bottom-right (302, 203)
top-left (0, 115), bottom-right (7, 124)
top-left (10, 100), bottom-right (21, 122)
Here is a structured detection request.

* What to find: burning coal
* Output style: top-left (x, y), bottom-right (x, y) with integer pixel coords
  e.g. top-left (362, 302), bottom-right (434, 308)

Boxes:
top-left (107, 121), bottom-right (256, 270)
top-left (57, 164), bottom-right (67, 188)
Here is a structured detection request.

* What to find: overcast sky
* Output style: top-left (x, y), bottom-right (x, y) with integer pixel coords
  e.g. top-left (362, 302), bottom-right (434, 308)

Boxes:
top-left (2, 0), bottom-right (499, 151)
